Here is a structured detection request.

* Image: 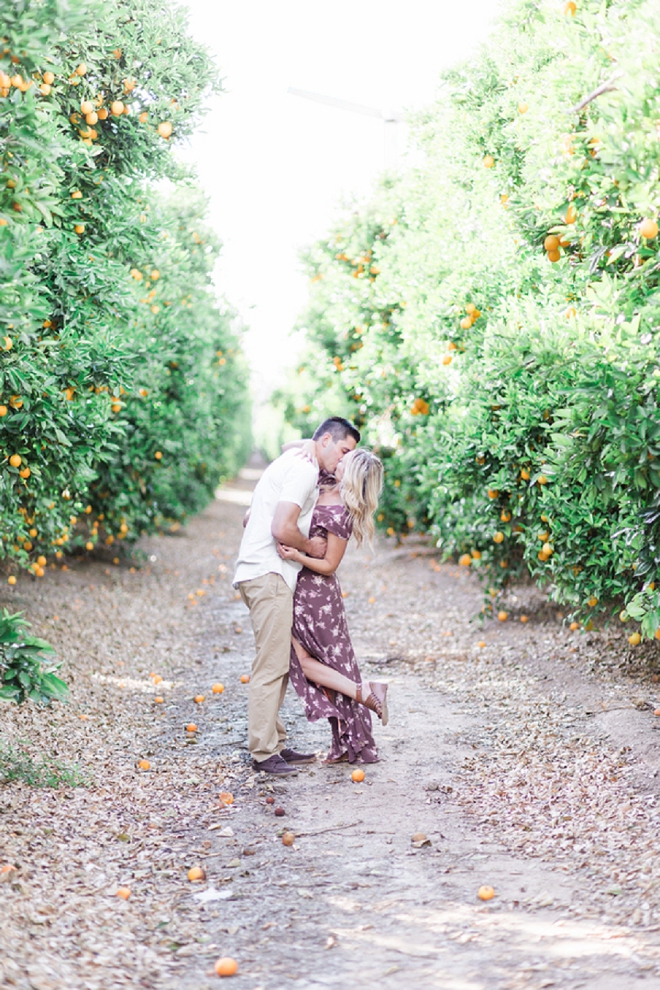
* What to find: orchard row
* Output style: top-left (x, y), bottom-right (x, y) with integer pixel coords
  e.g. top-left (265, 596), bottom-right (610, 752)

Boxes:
top-left (282, 0), bottom-right (660, 639)
top-left (0, 0), bottom-right (250, 585)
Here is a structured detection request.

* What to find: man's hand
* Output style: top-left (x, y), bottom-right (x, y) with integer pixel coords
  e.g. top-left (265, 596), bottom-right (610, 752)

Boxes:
top-left (306, 535), bottom-right (327, 558)
top-left (272, 502), bottom-right (326, 557)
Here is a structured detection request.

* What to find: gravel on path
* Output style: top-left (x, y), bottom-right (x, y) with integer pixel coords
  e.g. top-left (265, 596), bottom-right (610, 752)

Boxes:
top-left (2, 465), bottom-right (660, 990)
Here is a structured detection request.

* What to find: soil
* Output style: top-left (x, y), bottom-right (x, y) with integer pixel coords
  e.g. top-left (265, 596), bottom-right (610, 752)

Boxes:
top-left (2, 462), bottom-right (660, 990)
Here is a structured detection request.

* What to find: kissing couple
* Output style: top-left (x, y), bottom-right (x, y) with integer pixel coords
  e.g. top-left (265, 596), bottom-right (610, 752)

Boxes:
top-left (233, 416), bottom-right (388, 776)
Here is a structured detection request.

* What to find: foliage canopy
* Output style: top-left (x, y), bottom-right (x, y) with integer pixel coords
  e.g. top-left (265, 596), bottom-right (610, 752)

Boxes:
top-left (281, 0), bottom-right (660, 639)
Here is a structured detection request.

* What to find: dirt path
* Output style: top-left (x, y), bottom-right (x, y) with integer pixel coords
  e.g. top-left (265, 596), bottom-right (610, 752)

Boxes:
top-left (3, 465), bottom-right (660, 989)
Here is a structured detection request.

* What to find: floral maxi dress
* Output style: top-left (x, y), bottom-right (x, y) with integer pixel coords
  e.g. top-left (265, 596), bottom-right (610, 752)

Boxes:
top-left (288, 503), bottom-right (378, 764)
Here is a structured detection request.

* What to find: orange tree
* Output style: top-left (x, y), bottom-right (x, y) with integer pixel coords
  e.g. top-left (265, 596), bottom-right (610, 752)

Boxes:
top-left (0, 0), bottom-right (250, 584)
top-left (280, 0), bottom-right (660, 640)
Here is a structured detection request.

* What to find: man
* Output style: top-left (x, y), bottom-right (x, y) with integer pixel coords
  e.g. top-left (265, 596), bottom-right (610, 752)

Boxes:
top-left (233, 417), bottom-right (360, 775)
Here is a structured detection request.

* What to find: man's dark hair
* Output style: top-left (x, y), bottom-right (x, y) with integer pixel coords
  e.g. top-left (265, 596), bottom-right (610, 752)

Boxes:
top-left (313, 416), bottom-right (361, 444)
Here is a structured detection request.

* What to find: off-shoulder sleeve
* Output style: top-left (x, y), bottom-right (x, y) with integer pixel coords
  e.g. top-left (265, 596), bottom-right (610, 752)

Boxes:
top-left (325, 506), bottom-right (353, 541)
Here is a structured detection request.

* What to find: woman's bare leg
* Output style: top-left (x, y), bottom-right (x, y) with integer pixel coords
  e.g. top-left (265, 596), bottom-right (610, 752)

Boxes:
top-left (291, 637), bottom-right (360, 699)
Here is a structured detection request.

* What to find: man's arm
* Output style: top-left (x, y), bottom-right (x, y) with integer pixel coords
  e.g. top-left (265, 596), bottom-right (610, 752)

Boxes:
top-left (271, 502), bottom-right (326, 558)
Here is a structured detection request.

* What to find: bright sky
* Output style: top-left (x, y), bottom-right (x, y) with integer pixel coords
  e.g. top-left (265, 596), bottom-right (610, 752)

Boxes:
top-left (179, 0), bottom-right (502, 408)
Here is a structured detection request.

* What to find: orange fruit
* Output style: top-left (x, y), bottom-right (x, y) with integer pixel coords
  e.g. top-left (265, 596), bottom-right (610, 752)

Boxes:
top-left (139, 111), bottom-right (148, 123)
top-left (97, 107), bottom-right (108, 120)
top-left (154, 696), bottom-right (164, 703)
top-left (219, 791), bottom-right (234, 805)
top-left (7, 576), bottom-right (16, 585)
top-left (544, 235), bottom-right (560, 252)
top-left (8, 454), bottom-right (21, 468)
top-left (37, 555), bottom-right (46, 567)
top-left (43, 71), bottom-right (55, 86)
top-left (640, 218), bottom-right (658, 239)
top-left (520, 615), bottom-right (529, 623)
top-left (569, 621), bottom-right (579, 631)
top-left (19, 467), bottom-right (30, 479)
top-left (471, 550), bottom-right (482, 560)
top-left (187, 866), bottom-right (205, 882)
top-left (186, 723), bottom-right (197, 733)
top-left (74, 224), bottom-right (85, 235)
top-left (538, 475), bottom-right (548, 485)
top-left (442, 354), bottom-right (453, 365)
top-left (460, 316), bottom-right (472, 330)
top-left (75, 62), bottom-right (87, 76)
top-left (214, 957), bottom-right (238, 977)
top-left (212, 682), bottom-right (225, 693)
top-left (628, 632), bottom-right (641, 646)
top-left (138, 759), bottom-right (150, 770)
top-left (0, 407), bottom-right (7, 417)
top-left (152, 674), bottom-right (163, 684)
top-left (477, 885), bottom-right (495, 901)
top-left (497, 611), bottom-right (508, 622)
top-left (477, 640), bottom-right (486, 648)
top-left (547, 250), bottom-right (561, 263)
top-left (154, 451), bottom-right (162, 460)
top-left (157, 121), bottom-right (173, 139)
top-left (518, 102), bottom-right (528, 114)
top-left (587, 596), bottom-right (598, 607)
top-left (655, 629), bottom-right (660, 641)
top-left (351, 768), bottom-right (365, 782)
top-left (565, 204), bottom-right (577, 224)
top-left (493, 532), bottom-right (504, 544)
top-left (80, 99), bottom-right (94, 115)
top-left (520, 468), bottom-right (530, 480)
top-left (483, 155), bottom-right (495, 168)
top-left (565, 306), bottom-right (577, 318)
top-left (240, 674), bottom-right (250, 683)
top-left (116, 886), bottom-right (131, 900)
top-left (465, 303), bottom-right (476, 314)
top-left (281, 831), bottom-right (295, 846)
top-left (194, 694), bottom-right (205, 704)
top-left (110, 100), bottom-right (124, 116)
top-left (459, 554), bottom-right (472, 567)
top-left (487, 489), bottom-right (499, 499)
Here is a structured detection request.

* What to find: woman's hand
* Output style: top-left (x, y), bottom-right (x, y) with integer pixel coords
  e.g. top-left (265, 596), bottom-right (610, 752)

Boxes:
top-left (295, 438), bottom-right (318, 468)
top-left (277, 542), bottom-right (302, 563)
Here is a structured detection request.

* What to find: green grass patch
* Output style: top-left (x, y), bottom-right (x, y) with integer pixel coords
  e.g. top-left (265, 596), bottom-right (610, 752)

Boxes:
top-left (0, 738), bottom-right (91, 788)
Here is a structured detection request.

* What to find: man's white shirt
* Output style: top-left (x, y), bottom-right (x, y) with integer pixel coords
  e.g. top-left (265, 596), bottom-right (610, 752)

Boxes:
top-left (233, 450), bottom-right (318, 592)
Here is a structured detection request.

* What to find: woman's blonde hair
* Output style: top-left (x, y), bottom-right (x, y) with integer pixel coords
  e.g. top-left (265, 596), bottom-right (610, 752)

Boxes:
top-left (339, 448), bottom-right (383, 547)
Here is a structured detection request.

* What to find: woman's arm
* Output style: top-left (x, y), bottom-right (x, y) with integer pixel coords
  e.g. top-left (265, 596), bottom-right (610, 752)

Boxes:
top-left (281, 438), bottom-right (317, 467)
top-left (277, 531), bottom-right (348, 575)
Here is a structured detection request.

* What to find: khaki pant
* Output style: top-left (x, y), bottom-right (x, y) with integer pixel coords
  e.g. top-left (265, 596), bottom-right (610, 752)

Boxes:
top-left (238, 573), bottom-right (292, 763)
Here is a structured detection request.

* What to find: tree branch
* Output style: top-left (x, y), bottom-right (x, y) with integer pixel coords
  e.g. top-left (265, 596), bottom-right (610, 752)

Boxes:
top-left (570, 73), bottom-right (622, 113)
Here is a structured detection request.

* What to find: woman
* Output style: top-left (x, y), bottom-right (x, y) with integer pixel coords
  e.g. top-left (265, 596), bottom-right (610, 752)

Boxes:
top-left (277, 447), bottom-right (388, 764)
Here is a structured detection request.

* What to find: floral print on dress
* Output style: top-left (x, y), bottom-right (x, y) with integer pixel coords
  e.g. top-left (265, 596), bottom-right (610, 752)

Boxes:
top-left (288, 503), bottom-right (379, 764)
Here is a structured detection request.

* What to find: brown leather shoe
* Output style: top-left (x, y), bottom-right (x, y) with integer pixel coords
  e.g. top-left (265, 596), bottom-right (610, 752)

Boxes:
top-left (280, 748), bottom-right (316, 765)
top-left (252, 754), bottom-right (298, 775)
top-left (356, 681), bottom-right (389, 726)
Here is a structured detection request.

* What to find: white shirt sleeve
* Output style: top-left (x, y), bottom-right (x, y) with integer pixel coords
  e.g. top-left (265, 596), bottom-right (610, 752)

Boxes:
top-left (279, 460), bottom-right (318, 508)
